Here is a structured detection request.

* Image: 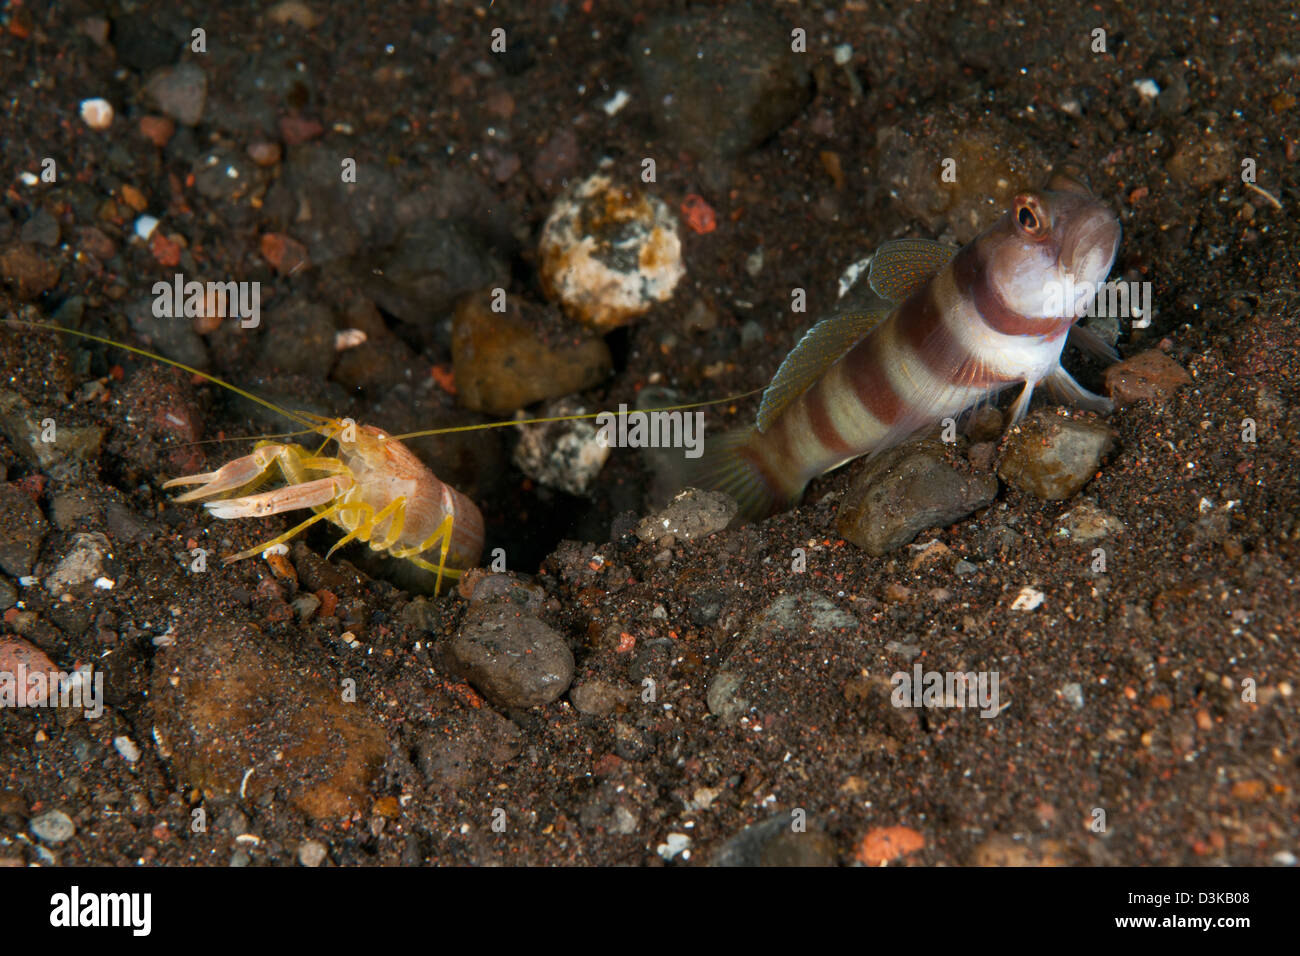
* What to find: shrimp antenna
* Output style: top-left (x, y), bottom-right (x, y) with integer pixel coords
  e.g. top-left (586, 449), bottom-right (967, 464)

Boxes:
top-left (387, 390), bottom-right (764, 442)
top-left (7, 319), bottom-right (316, 429)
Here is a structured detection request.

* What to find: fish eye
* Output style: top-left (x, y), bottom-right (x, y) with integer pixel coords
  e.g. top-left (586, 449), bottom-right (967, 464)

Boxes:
top-left (1014, 195), bottom-right (1048, 239)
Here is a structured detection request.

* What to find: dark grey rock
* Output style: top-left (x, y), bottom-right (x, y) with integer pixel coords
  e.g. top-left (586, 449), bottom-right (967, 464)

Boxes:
top-left (0, 484), bottom-right (47, 576)
top-left (636, 488), bottom-right (737, 544)
top-left (999, 412), bottom-right (1117, 501)
top-left (112, 12), bottom-right (178, 72)
top-left (448, 602), bottom-right (575, 708)
top-left (632, 10), bottom-right (812, 159)
top-left (837, 440), bottom-right (999, 555)
top-left (20, 209), bottom-right (59, 247)
top-left (144, 61), bottom-right (208, 126)
top-left (712, 813), bottom-right (838, 866)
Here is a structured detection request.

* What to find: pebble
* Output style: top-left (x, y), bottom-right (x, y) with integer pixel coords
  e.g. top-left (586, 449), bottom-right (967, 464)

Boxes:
top-left (0, 483), bottom-right (48, 576)
top-left (79, 98), bottom-right (114, 130)
top-left (359, 217), bottom-right (499, 324)
top-left (111, 12), bottom-right (175, 72)
top-left (512, 398), bottom-right (610, 496)
top-left (451, 293), bottom-right (612, 416)
top-left (635, 488), bottom-right (737, 545)
top-left (297, 839), bottom-right (328, 867)
top-left (0, 636), bottom-right (57, 707)
top-left (538, 173), bottom-right (685, 332)
top-left (1060, 683), bottom-right (1085, 710)
top-left (44, 532), bottom-right (112, 597)
top-left (1165, 132), bottom-right (1233, 187)
top-left (138, 115), bottom-right (175, 147)
top-left (656, 832), bottom-right (692, 861)
top-left (570, 680), bottom-right (632, 717)
top-left (1102, 349), bottom-right (1192, 406)
top-left (29, 809), bottom-right (76, 844)
top-left (853, 826), bottom-right (925, 866)
top-left (998, 411), bottom-right (1117, 501)
top-left (969, 834), bottom-right (1067, 866)
top-left (712, 814), bottom-right (837, 866)
top-left (113, 735), bottom-right (141, 762)
top-left (1057, 499), bottom-right (1124, 541)
top-left (632, 10), bottom-right (812, 159)
top-left (150, 622), bottom-right (388, 819)
top-left (290, 593), bottom-right (321, 621)
top-left (1010, 586), bottom-right (1046, 611)
top-left (836, 441), bottom-right (998, 555)
top-left (448, 602), bottom-right (575, 708)
top-left (531, 127), bottom-right (580, 189)
top-left (0, 243), bottom-right (61, 300)
top-left (144, 62), bottom-right (208, 126)
top-left (456, 570), bottom-right (546, 611)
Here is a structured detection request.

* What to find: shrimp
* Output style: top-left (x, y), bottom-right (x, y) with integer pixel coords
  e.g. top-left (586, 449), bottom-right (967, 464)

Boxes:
top-left (10, 320), bottom-right (754, 596)
top-left (162, 414), bottom-right (483, 595)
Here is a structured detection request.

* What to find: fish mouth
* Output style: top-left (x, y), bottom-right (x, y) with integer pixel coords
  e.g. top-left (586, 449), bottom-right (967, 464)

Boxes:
top-left (1059, 209), bottom-right (1121, 285)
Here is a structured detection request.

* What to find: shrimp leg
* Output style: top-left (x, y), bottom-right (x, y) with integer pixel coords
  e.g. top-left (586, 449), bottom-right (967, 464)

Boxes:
top-left (392, 513), bottom-right (459, 595)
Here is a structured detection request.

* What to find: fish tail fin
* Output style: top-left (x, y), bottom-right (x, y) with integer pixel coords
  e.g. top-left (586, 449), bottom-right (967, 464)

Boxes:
top-left (683, 424), bottom-right (799, 521)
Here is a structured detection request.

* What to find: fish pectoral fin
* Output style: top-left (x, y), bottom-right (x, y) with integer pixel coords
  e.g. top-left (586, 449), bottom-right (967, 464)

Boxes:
top-left (755, 306), bottom-right (889, 433)
top-left (1007, 380), bottom-right (1037, 425)
top-left (1067, 323), bottom-right (1120, 363)
top-left (1043, 366), bottom-right (1114, 415)
top-left (867, 238), bottom-right (960, 304)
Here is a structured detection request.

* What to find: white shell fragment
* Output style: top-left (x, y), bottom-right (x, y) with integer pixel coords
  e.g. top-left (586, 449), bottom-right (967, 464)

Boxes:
top-left (79, 97), bottom-right (114, 130)
top-left (539, 173), bottom-right (685, 331)
top-left (1010, 586), bottom-right (1046, 611)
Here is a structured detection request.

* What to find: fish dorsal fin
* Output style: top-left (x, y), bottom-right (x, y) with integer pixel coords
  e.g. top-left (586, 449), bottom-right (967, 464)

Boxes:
top-left (868, 238), bottom-right (959, 304)
top-left (756, 306), bottom-right (890, 433)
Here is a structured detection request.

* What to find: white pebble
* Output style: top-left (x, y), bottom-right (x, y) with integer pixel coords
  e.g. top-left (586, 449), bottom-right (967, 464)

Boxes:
top-left (334, 328), bottom-right (367, 351)
top-left (656, 832), bottom-right (692, 860)
top-left (833, 43), bottom-right (854, 66)
top-left (113, 735), bottom-right (141, 762)
top-left (1010, 586), bottom-right (1045, 611)
top-left (134, 215), bottom-right (160, 240)
top-left (1132, 78), bottom-right (1160, 101)
top-left (600, 89), bottom-right (631, 116)
top-left (79, 98), bottom-right (114, 130)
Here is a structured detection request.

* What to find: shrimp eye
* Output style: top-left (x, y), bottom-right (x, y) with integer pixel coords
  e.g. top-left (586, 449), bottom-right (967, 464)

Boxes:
top-left (1014, 194), bottom-right (1049, 239)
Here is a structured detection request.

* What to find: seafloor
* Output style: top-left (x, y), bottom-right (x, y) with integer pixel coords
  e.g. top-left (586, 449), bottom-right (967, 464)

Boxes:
top-left (0, 1), bottom-right (1295, 866)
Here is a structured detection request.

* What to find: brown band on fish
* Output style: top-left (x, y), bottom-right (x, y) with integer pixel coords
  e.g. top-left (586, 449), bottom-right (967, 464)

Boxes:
top-left (844, 331), bottom-right (905, 427)
top-left (802, 382), bottom-right (855, 457)
top-left (896, 283), bottom-right (971, 384)
top-left (953, 242), bottom-right (1043, 338)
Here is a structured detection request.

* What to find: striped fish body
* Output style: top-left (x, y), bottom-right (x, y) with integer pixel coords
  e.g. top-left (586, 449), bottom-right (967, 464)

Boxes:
top-left (696, 173), bottom-right (1122, 518)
